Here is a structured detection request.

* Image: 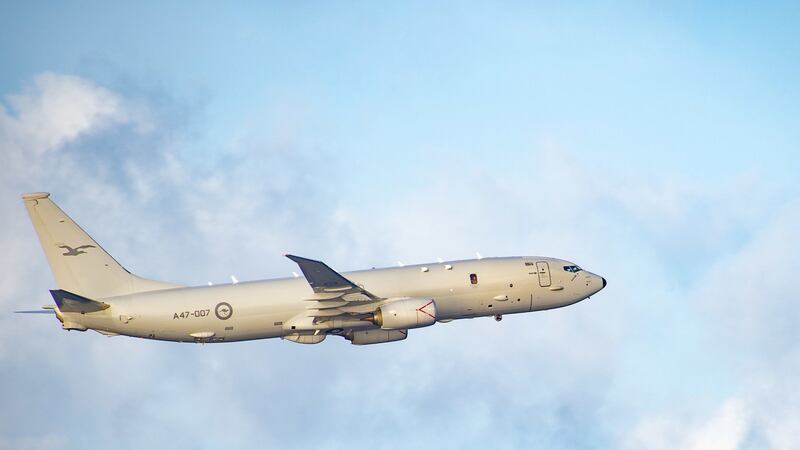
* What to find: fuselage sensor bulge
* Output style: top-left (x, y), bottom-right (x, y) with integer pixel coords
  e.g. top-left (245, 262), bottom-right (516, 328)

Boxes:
top-left (18, 193), bottom-right (606, 345)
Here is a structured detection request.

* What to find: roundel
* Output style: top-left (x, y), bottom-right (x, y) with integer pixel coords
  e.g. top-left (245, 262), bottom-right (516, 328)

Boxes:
top-left (215, 302), bottom-right (233, 320)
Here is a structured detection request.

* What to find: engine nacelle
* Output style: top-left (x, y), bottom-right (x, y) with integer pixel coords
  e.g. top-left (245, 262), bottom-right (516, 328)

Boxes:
top-left (371, 298), bottom-right (437, 330)
top-left (347, 329), bottom-right (408, 345)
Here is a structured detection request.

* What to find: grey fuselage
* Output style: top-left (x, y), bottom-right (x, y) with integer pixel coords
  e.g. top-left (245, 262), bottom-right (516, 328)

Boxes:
top-left (68, 256), bottom-right (605, 343)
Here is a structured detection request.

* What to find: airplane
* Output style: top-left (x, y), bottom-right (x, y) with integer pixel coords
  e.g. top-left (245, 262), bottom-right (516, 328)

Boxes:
top-left (17, 192), bottom-right (607, 345)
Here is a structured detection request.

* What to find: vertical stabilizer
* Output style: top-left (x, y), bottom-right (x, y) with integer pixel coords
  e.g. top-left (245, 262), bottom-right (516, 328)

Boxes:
top-left (22, 192), bottom-right (179, 299)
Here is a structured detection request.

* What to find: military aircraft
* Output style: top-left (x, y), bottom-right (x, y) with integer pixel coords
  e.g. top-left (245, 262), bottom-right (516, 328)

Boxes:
top-left (18, 192), bottom-right (606, 345)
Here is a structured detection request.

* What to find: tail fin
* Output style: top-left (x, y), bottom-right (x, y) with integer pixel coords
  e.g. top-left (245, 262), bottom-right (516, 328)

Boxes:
top-left (22, 192), bottom-right (179, 299)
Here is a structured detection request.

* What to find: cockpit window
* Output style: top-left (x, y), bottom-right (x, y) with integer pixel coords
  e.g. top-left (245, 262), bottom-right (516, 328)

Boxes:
top-left (563, 265), bottom-right (581, 273)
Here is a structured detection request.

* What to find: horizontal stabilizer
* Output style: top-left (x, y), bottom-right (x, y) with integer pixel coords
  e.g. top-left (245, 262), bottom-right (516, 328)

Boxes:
top-left (50, 289), bottom-right (110, 313)
top-left (14, 304), bottom-right (56, 314)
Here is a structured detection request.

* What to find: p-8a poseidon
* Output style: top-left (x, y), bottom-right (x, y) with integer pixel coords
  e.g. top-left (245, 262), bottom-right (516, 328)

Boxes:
top-left (18, 193), bottom-right (606, 345)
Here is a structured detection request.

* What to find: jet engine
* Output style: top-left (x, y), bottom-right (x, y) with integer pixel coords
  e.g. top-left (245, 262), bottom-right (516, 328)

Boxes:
top-left (346, 329), bottom-right (408, 345)
top-left (368, 297), bottom-right (437, 330)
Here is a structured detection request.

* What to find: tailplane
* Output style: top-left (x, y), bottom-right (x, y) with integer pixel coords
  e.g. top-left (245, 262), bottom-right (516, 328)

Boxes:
top-left (22, 192), bottom-right (179, 299)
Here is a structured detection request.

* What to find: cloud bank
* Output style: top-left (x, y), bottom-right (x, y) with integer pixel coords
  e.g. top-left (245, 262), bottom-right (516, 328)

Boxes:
top-left (0, 73), bottom-right (798, 450)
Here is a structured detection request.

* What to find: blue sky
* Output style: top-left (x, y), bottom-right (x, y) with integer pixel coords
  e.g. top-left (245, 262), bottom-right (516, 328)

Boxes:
top-left (1, 2), bottom-right (799, 449)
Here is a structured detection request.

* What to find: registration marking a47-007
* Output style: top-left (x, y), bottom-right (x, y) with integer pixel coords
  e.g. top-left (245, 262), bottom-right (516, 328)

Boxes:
top-left (173, 309), bottom-right (210, 320)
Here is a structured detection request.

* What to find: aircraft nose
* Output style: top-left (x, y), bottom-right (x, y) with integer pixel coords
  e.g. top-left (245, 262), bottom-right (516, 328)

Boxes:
top-left (587, 273), bottom-right (606, 296)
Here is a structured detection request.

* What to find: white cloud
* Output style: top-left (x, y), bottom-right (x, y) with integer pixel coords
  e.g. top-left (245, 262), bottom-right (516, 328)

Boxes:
top-left (0, 72), bottom-right (149, 156)
top-left (696, 199), bottom-right (800, 352)
top-left (622, 399), bottom-right (750, 450)
top-left (618, 195), bottom-right (800, 450)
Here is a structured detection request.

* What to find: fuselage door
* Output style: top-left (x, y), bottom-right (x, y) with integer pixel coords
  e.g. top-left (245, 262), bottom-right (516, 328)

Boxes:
top-left (536, 261), bottom-right (551, 287)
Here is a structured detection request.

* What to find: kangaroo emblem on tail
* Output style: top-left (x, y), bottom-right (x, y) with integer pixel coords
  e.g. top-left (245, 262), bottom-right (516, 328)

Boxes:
top-left (59, 245), bottom-right (95, 256)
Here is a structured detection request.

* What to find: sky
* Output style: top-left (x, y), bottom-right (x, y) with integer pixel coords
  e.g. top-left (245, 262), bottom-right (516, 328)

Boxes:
top-left (1, 1), bottom-right (799, 449)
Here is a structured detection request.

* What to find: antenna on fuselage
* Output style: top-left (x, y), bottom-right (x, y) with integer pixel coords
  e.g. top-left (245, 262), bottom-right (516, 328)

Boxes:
top-left (230, 275), bottom-right (239, 284)
top-left (476, 252), bottom-right (483, 260)
top-left (292, 271), bottom-right (300, 278)
top-left (437, 257), bottom-right (444, 263)
top-left (397, 261), bottom-right (405, 267)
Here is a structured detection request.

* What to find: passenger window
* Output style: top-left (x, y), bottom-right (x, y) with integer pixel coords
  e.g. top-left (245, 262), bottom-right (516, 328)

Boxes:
top-left (470, 273), bottom-right (478, 285)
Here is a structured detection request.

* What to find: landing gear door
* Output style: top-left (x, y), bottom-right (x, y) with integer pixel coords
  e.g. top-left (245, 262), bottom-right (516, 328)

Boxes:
top-left (536, 261), bottom-right (551, 287)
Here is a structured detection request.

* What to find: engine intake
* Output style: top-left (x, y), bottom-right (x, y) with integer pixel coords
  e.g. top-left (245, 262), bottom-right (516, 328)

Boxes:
top-left (369, 297), bottom-right (437, 330)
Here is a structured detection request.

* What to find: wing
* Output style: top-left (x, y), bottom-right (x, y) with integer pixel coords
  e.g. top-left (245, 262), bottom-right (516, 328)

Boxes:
top-left (285, 254), bottom-right (382, 325)
top-left (286, 254), bottom-right (379, 299)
